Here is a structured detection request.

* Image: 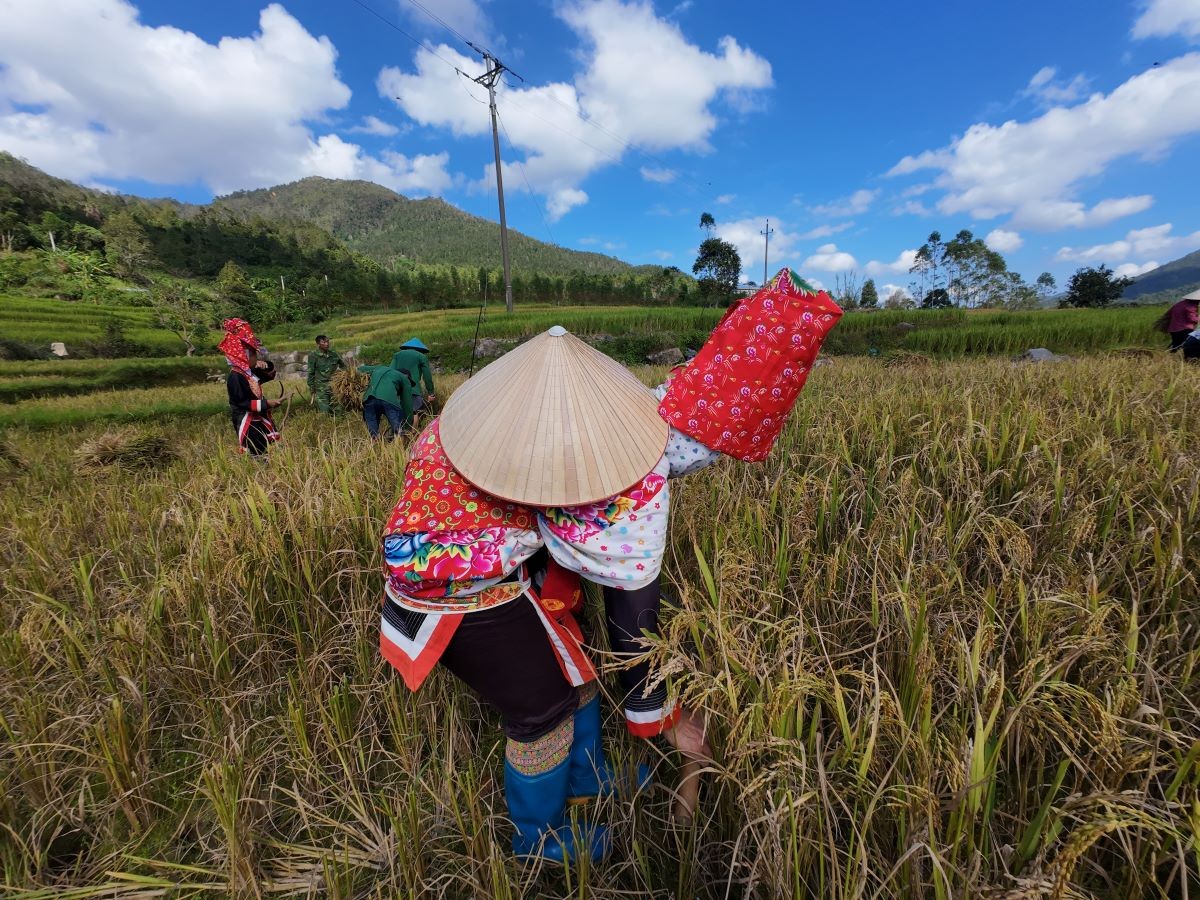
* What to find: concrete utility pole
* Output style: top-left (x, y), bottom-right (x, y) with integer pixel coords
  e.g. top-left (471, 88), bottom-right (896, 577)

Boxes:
top-left (760, 218), bottom-right (774, 286)
top-left (471, 46), bottom-right (521, 314)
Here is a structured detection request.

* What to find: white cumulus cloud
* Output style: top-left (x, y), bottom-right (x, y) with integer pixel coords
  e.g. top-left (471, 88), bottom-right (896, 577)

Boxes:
top-left (799, 221), bottom-right (853, 239)
top-left (1133, 0), bottom-right (1200, 40)
top-left (803, 243), bottom-right (858, 272)
top-left (1022, 66), bottom-right (1091, 107)
top-left (380, 0), bottom-right (771, 219)
top-left (877, 283), bottom-right (911, 300)
top-left (892, 200), bottom-right (933, 217)
top-left (0, 1), bottom-right (450, 194)
top-left (865, 249), bottom-right (918, 277)
top-left (348, 115), bottom-right (400, 137)
top-left (547, 187), bottom-right (589, 220)
top-left (303, 136), bottom-right (453, 193)
top-left (985, 228), bottom-right (1024, 252)
top-left (887, 53), bottom-right (1200, 229)
top-left (811, 189), bottom-right (878, 218)
top-left (1114, 260), bottom-right (1160, 278)
top-left (1055, 222), bottom-right (1200, 262)
top-left (640, 165), bottom-right (677, 183)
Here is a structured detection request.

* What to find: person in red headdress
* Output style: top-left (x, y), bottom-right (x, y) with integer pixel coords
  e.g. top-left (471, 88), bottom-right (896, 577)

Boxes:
top-left (218, 318), bottom-right (285, 457)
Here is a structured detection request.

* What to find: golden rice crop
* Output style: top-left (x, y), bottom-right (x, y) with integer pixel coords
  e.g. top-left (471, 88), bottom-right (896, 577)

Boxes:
top-left (330, 367), bottom-right (368, 411)
top-left (0, 434), bottom-right (23, 471)
top-left (0, 357), bottom-right (1196, 898)
top-left (73, 427), bottom-right (177, 472)
top-left (880, 349), bottom-right (934, 368)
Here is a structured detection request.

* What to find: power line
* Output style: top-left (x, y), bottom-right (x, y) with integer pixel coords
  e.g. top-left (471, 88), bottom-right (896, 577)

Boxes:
top-left (346, 0), bottom-right (721, 202)
top-left (394, 0), bottom-right (476, 49)
top-left (472, 51), bottom-right (518, 314)
top-left (761, 218), bottom-right (774, 286)
top-left (343, 0), bottom-right (466, 73)
top-left (497, 110), bottom-right (557, 249)
top-left (346, 0), bottom-right (729, 256)
top-left (455, 69), bottom-right (489, 105)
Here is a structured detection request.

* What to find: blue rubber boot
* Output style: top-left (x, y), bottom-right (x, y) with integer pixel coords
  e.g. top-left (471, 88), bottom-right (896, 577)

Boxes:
top-left (567, 693), bottom-right (616, 801)
top-left (504, 756), bottom-right (610, 863)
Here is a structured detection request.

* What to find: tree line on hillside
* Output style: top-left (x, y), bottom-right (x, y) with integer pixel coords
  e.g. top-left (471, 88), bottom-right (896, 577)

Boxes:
top-left (215, 177), bottom-right (648, 278)
top-left (0, 154), bottom-right (703, 355)
top-left (828, 230), bottom-right (1135, 312)
top-left (685, 217), bottom-right (1136, 312)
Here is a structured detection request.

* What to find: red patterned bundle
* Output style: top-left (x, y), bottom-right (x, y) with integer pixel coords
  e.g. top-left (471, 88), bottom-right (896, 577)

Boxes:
top-left (657, 268), bottom-right (842, 462)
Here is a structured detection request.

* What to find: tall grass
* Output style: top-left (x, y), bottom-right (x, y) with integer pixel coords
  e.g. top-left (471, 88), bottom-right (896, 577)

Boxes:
top-left (0, 382), bottom-right (230, 429)
top-left (897, 306), bottom-right (1163, 356)
top-left (266, 303), bottom-right (1168, 362)
top-left (1, 359), bottom-right (1196, 897)
top-left (0, 357), bottom-right (225, 404)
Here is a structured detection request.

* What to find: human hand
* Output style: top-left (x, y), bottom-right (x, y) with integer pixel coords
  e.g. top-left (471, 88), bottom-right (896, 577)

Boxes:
top-left (662, 706), bottom-right (712, 823)
top-left (662, 706), bottom-right (711, 761)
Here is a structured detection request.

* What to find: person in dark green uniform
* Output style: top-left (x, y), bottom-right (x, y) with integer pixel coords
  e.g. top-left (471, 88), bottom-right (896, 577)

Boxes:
top-left (390, 338), bottom-right (436, 413)
top-left (358, 364), bottom-right (414, 440)
top-left (307, 334), bottom-right (345, 414)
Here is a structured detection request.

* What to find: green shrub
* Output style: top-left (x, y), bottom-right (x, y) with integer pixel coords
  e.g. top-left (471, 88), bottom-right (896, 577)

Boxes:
top-left (0, 338), bottom-right (50, 361)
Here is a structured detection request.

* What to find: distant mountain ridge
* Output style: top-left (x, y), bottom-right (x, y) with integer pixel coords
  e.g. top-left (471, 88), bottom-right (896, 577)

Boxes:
top-left (1124, 248), bottom-right (1200, 304)
top-left (213, 177), bottom-right (645, 277)
top-left (0, 154), bottom-right (650, 278)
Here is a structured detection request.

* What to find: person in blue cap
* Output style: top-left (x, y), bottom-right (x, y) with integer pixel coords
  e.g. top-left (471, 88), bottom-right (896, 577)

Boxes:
top-left (390, 338), bottom-right (436, 413)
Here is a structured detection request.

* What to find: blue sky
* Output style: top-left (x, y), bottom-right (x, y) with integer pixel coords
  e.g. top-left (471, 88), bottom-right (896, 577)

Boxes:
top-left (2, 0), bottom-right (1199, 297)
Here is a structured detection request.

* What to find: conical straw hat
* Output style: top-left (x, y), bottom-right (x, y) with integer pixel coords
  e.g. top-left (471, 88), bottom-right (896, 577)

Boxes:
top-left (439, 326), bottom-right (668, 507)
top-left (1184, 289), bottom-right (1200, 300)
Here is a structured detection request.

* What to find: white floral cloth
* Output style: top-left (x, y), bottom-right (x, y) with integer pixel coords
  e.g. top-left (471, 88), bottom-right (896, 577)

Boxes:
top-left (653, 383), bottom-right (723, 478)
top-left (539, 456), bottom-right (671, 590)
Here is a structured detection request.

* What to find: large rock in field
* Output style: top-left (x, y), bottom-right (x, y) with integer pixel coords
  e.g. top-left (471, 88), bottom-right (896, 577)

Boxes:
top-left (1018, 347), bottom-right (1069, 363)
top-left (270, 350), bottom-right (308, 379)
top-left (647, 347), bottom-right (684, 366)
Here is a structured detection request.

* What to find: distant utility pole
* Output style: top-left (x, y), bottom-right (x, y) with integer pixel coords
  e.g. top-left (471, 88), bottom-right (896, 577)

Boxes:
top-left (470, 45), bottom-right (522, 314)
top-left (760, 218), bottom-right (774, 286)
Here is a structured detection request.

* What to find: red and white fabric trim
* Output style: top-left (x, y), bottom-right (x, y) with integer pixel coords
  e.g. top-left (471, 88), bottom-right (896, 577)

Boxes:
top-left (624, 696), bottom-right (679, 738)
top-left (379, 574), bottom-right (596, 692)
top-left (235, 410), bottom-right (279, 453)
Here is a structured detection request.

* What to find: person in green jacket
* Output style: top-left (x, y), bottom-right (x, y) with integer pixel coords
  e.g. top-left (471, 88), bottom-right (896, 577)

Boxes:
top-left (390, 338), bottom-right (436, 412)
top-left (358, 364), bottom-right (414, 440)
top-left (307, 335), bottom-right (345, 414)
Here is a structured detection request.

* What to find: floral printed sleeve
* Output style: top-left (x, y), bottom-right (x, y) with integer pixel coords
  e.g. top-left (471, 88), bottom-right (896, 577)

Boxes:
top-left (538, 456), bottom-right (671, 590)
top-left (653, 383), bottom-right (723, 478)
top-left (384, 526), bottom-right (543, 603)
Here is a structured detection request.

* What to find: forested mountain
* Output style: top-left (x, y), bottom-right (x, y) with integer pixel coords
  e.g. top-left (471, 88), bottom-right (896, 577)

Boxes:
top-left (0, 153), bottom-right (696, 327)
top-left (214, 177), bottom-right (638, 277)
top-left (1124, 248), bottom-right (1200, 304)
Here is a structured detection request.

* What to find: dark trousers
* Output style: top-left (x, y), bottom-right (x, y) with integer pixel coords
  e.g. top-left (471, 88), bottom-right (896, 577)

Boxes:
top-left (1184, 337), bottom-right (1200, 361)
top-left (363, 397), bottom-right (405, 440)
top-left (440, 596), bottom-right (578, 742)
top-left (602, 579), bottom-right (668, 714)
top-left (230, 414), bottom-right (270, 456)
top-left (1169, 330), bottom-right (1192, 351)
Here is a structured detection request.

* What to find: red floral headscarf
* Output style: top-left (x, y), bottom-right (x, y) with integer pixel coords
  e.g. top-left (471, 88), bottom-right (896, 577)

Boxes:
top-left (218, 318), bottom-right (263, 376)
